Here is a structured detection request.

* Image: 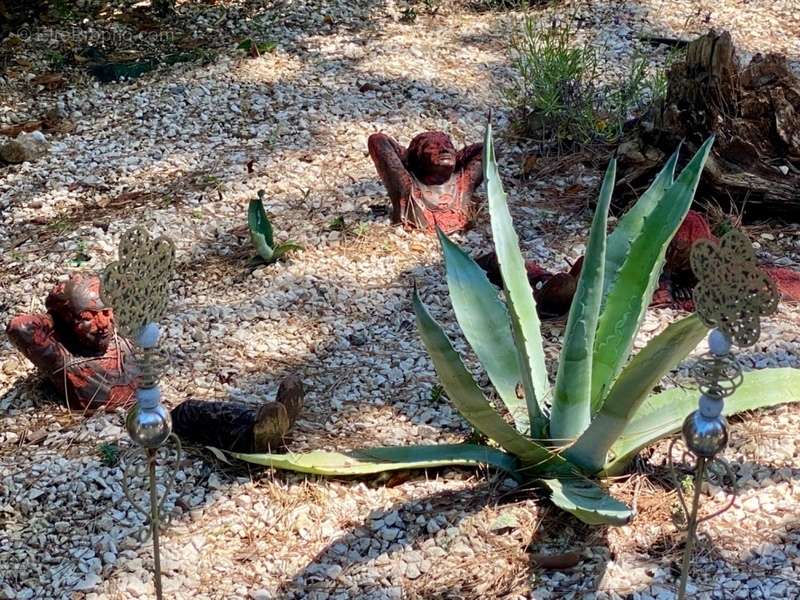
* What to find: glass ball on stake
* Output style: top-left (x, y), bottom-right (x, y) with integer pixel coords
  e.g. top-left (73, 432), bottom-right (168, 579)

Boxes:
top-left (101, 225), bottom-right (177, 600)
top-left (673, 228), bottom-right (779, 598)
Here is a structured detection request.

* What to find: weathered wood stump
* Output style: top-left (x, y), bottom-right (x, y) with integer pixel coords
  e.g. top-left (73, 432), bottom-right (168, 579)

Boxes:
top-left (616, 30), bottom-right (800, 220)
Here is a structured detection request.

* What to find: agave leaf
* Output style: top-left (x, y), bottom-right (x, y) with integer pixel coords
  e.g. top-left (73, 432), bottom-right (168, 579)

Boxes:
top-left (271, 241), bottom-right (303, 261)
top-left (250, 234), bottom-right (274, 262)
top-left (591, 137), bottom-right (714, 409)
top-left (230, 443), bottom-right (521, 477)
top-left (483, 122), bottom-right (550, 436)
top-left (601, 146), bottom-right (680, 301)
top-left (567, 314), bottom-right (708, 473)
top-left (550, 160), bottom-right (615, 442)
top-left (248, 194), bottom-right (275, 260)
top-left (540, 478), bottom-right (632, 525)
top-left (603, 367), bottom-right (800, 476)
top-left (414, 289), bottom-right (558, 466)
top-left (437, 229), bottom-right (529, 433)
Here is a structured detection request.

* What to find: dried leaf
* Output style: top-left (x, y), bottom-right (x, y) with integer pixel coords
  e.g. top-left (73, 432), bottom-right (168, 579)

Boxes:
top-left (205, 446), bottom-right (232, 464)
top-left (0, 121), bottom-right (43, 138)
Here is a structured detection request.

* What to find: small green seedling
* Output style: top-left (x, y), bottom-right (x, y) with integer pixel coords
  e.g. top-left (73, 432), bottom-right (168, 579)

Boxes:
top-left (352, 222), bottom-right (371, 238)
top-left (97, 442), bottom-right (120, 467)
top-left (430, 384), bottom-right (445, 404)
top-left (46, 51), bottom-right (66, 69)
top-left (328, 215), bottom-right (346, 231)
top-left (68, 240), bottom-right (90, 267)
top-left (238, 38), bottom-right (278, 57)
top-left (248, 190), bottom-right (302, 265)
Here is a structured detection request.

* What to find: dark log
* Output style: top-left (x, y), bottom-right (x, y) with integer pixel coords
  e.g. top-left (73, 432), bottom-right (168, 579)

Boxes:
top-left (615, 30), bottom-right (800, 221)
top-left (638, 34), bottom-right (691, 49)
top-left (171, 375), bottom-right (304, 453)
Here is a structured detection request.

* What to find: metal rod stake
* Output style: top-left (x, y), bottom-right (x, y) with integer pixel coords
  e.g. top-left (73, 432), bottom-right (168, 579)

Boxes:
top-left (678, 456), bottom-right (706, 599)
top-left (148, 448), bottom-right (164, 600)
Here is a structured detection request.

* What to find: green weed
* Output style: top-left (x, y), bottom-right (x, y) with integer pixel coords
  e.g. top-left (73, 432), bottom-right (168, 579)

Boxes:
top-left (328, 216), bottom-right (346, 231)
top-left (97, 442), bottom-right (120, 467)
top-left (505, 18), bottom-right (598, 149)
top-left (507, 17), bottom-right (660, 150)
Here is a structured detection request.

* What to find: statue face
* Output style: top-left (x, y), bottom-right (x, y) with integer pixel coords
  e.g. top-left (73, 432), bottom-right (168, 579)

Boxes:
top-left (46, 274), bottom-right (115, 355)
top-left (407, 132), bottom-right (457, 185)
top-left (70, 308), bottom-right (113, 352)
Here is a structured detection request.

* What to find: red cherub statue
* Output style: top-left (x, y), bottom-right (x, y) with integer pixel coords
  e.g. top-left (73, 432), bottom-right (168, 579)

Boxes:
top-left (367, 130), bottom-right (484, 233)
top-left (5, 273), bottom-right (137, 411)
top-left (476, 251), bottom-right (584, 319)
top-left (477, 210), bottom-right (800, 316)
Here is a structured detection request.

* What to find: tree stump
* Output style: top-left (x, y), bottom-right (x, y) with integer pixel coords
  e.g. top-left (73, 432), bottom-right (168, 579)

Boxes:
top-left (615, 30), bottom-right (800, 221)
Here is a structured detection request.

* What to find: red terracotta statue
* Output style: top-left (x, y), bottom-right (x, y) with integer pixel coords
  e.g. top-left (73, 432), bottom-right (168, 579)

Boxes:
top-left (476, 252), bottom-right (583, 319)
top-left (652, 210), bottom-right (716, 307)
top-left (654, 211), bottom-right (800, 308)
top-left (477, 210), bottom-right (800, 315)
top-left (5, 274), bottom-right (137, 411)
top-left (367, 131), bottom-right (483, 233)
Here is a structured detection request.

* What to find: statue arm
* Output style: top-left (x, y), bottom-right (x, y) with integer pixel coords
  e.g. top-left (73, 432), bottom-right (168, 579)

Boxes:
top-left (456, 143), bottom-right (484, 197)
top-left (367, 133), bottom-right (414, 224)
top-left (456, 143), bottom-right (483, 169)
top-left (6, 314), bottom-right (70, 376)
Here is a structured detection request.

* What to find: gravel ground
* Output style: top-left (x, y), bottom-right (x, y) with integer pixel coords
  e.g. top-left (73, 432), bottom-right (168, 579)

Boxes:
top-left (1, 1), bottom-right (799, 599)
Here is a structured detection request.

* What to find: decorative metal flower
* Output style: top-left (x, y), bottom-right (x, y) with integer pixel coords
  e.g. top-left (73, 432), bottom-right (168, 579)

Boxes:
top-left (101, 226), bottom-right (175, 338)
top-left (691, 228), bottom-right (779, 347)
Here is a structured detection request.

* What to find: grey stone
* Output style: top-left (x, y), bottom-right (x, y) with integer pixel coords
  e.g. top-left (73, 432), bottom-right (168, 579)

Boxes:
top-left (325, 564), bottom-right (343, 579)
top-left (405, 563), bottom-right (421, 580)
top-left (0, 131), bottom-right (49, 164)
top-left (73, 573), bottom-right (101, 591)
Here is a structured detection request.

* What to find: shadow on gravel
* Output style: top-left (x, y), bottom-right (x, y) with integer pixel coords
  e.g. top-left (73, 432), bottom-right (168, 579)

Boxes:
top-left (271, 477), bottom-right (619, 599)
top-left (0, 362), bottom-right (312, 596)
top-left (634, 505), bottom-right (800, 597)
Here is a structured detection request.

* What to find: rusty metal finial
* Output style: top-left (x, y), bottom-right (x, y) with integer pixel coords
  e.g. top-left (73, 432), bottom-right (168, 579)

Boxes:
top-left (674, 229), bottom-right (779, 598)
top-left (101, 226), bottom-right (178, 600)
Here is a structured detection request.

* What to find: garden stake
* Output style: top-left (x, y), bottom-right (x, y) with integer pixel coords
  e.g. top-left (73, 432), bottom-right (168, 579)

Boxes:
top-left (675, 229), bottom-right (780, 598)
top-left (101, 226), bottom-right (177, 600)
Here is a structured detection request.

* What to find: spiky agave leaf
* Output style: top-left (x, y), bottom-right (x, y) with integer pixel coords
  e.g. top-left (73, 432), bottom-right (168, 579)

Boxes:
top-left (567, 314), bottom-right (708, 473)
top-left (437, 229), bottom-right (529, 433)
top-left (231, 444), bottom-right (521, 477)
top-left (483, 122), bottom-right (550, 437)
top-left (549, 160), bottom-right (615, 442)
top-left (248, 191), bottom-right (276, 262)
top-left (591, 138), bottom-right (714, 409)
top-left (602, 367), bottom-right (800, 475)
top-left (601, 146), bottom-right (680, 301)
top-left (413, 288), bottom-right (560, 468)
top-left (539, 478), bottom-right (632, 525)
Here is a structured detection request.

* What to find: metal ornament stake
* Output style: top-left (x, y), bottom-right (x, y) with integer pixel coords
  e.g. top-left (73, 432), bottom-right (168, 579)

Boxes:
top-left (674, 229), bottom-right (779, 598)
top-left (102, 226), bottom-right (177, 600)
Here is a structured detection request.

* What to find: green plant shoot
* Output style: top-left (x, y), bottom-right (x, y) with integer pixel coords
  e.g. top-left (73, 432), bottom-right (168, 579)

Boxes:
top-left (248, 190), bottom-right (302, 265)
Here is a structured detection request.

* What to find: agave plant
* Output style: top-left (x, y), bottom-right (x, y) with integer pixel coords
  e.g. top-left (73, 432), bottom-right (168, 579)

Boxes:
top-left (249, 190), bottom-right (302, 265)
top-left (231, 125), bottom-right (800, 524)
